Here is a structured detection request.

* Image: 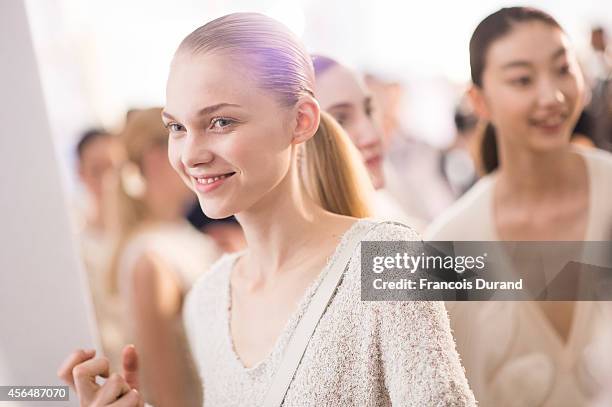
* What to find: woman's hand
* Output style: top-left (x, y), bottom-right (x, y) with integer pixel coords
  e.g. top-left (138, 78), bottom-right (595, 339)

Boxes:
top-left (57, 345), bottom-right (144, 406)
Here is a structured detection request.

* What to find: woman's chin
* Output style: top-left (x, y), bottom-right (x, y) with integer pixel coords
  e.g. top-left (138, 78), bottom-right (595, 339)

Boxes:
top-left (527, 130), bottom-right (572, 152)
top-left (197, 200), bottom-right (236, 220)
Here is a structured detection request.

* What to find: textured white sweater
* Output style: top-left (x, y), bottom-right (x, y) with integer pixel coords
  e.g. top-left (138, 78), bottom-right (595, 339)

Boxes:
top-left (183, 219), bottom-right (476, 406)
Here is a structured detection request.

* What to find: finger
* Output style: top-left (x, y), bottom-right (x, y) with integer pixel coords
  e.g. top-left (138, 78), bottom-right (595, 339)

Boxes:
top-left (57, 349), bottom-right (96, 390)
top-left (72, 357), bottom-right (110, 403)
top-left (122, 345), bottom-right (140, 390)
top-left (107, 389), bottom-right (143, 407)
top-left (93, 373), bottom-right (131, 405)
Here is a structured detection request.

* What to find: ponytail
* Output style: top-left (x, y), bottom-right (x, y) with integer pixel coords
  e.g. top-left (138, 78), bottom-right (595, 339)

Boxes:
top-left (106, 164), bottom-right (149, 295)
top-left (301, 111), bottom-right (373, 218)
top-left (106, 108), bottom-right (164, 295)
top-left (481, 122), bottom-right (499, 174)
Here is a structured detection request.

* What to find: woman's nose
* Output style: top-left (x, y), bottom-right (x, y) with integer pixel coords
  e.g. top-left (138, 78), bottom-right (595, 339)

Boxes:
top-left (537, 78), bottom-right (565, 108)
top-left (181, 133), bottom-right (215, 168)
top-left (354, 116), bottom-right (383, 150)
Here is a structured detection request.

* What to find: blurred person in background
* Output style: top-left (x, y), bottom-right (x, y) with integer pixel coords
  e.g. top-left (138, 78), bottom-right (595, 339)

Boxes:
top-left (312, 54), bottom-right (425, 231)
top-left (426, 7), bottom-right (612, 406)
top-left (76, 128), bottom-right (124, 249)
top-left (441, 95), bottom-right (485, 196)
top-left (583, 26), bottom-right (612, 152)
top-left (99, 107), bottom-right (220, 406)
top-left (75, 128), bottom-right (126, 366)
top-left (363, 74), bottom-right (404, 149)
top-left (186, 202), bottom-right (246, 253)
top-left (365, 73), bottom-right (458, 224)
top-left (583, 26), bottom-right (612, 85)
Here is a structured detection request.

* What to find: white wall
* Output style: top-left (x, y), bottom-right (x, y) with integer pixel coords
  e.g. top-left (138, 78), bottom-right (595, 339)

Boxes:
top-left (0, 1), bottom-right (98, 405)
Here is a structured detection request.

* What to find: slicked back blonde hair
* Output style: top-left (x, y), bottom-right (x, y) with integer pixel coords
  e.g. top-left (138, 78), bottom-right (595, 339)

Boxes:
top-left (177, 12), bottom-right (373, 217)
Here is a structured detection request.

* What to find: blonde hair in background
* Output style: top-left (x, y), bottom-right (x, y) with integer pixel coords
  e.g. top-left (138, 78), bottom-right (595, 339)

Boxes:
top-left (302, 111), bottom-right (373, 217)
top-left (178, 12), bottom-right (373, 218)
top-left (107, 107), bottom-right (168, 295)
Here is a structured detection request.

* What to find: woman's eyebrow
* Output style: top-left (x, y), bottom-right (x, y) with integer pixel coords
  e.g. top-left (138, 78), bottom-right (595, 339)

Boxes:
top-left (550, 47), bottom-right (566, 61)
top-left (327, 102), bottom-right (354, 111)
top-left (501, 47), bottom-right (567, 70)
top-left (501, 60), bottom-right (532, 70)
top-left (196, 103), bottom-right (242, 116)
top-left (161, 110), bottom-right (180, 122)
top-left (161, 103), bottom-right (242, 122)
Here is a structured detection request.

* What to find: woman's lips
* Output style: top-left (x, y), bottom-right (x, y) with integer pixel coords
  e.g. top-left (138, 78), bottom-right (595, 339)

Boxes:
top-left (365, 155), bottom-right (382, 168)
top-left (193, 172), bottom-right (235, 193)
top-left (529, 114), bottom-right (568, 135)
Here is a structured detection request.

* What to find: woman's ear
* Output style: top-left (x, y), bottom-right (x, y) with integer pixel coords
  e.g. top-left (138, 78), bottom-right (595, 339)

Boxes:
top-left (468, 85), bottom-right (491, 121)
top-left (291, 95), bottom-right (321, 145)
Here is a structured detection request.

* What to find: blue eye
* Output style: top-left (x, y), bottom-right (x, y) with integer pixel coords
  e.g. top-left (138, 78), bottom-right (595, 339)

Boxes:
top-left (210, 117), bottom-right (235, 130)
top-left (167, 123), bottom-right (185, 132)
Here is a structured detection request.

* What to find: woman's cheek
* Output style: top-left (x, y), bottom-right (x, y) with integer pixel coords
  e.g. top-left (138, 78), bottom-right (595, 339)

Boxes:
top-left (166, 139), bottom-right (193, 191)
top-left (167, 139), bottom-right (182, 174)
top-left (567, 78), bottom-right (584, 112)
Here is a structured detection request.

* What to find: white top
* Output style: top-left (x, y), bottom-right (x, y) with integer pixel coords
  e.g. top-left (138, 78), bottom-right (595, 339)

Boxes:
top-left (118, 221), bottom-right (220, 293)
top-left (183, 219), bottom-right (476, 406)
top-left (79, 226), bottom-right (119, 369)
top-left (112, 221), bottom-right (220, 369)
top-left (425, 147), bottom-right (612, 241)
top-left (425, 147), bottom-right (612, 406)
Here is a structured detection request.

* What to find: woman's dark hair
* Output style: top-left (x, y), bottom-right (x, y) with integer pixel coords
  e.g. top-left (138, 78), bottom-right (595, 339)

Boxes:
top-left (470, 7), bottom-right (562, 173)
top-left (76, 128), bottom-right (110, 159)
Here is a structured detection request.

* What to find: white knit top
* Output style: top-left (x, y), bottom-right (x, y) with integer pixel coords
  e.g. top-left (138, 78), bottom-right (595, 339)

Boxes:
top-left (183, 219), bottom-right (476, 406)
top-left (424, 147), bottom-right (612, 406)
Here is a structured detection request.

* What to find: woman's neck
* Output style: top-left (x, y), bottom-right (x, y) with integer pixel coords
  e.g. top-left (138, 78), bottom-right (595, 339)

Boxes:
top-left (144, 187), bottom-right (186, 224)
top-left (86, 202), bottom-right (107, 232)
top-left (235, 166), bottom-right (352, 282)
top-left (496, 143), bottom-right (582, 199)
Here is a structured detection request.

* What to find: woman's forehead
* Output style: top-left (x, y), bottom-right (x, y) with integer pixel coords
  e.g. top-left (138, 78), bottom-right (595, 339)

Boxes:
top-left (486, 22), bottom-right (568, 69)
top-left (316, 64), bottom-right (367, 109)
top-left (165, 53), bottom-right (264, 118)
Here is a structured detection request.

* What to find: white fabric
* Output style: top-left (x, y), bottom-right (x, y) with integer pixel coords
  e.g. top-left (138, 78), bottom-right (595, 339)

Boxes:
top-left (183, 219), bottom-right (476, 406)
top-left (118, 221), bottom-right (220, 293)
top-left (425, 147), bottom-right (612, 406)
top-left (113, 220), bottom-right (220, 368)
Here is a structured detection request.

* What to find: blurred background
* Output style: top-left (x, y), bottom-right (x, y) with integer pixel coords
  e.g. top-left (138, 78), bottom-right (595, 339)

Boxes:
top-left (25, 0), bottom-right (612, 197)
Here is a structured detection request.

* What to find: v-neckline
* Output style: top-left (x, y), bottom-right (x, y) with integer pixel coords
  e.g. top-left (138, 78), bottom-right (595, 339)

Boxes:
top-left (223, 218), bottom-right (367, 371)
top-left (523, 300), bottom-right (585, 353)
top-left (485, 149), bottom-right (594, 352)
top-left (488, 147), bottom-right (595, 242)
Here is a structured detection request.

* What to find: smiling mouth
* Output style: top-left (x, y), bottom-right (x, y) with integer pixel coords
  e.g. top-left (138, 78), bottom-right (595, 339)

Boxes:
top-left (193, 172), bottom-right (236, 185)
top-left (529, 114), bottom-right (568, 130)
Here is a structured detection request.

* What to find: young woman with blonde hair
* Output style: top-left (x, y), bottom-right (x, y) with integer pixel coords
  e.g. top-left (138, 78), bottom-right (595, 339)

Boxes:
top-left (312, 54), bottom-right (426, 231)
top-left (60, 13), bottom-right (474, 406)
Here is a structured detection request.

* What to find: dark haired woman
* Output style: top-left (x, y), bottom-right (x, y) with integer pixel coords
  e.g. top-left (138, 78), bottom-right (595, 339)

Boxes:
top-left (426, 7), bottom-right (612, 406)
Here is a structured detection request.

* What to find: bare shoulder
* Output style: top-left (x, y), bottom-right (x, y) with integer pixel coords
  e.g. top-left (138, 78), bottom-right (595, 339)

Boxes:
top-left (129, 251), bottom-right (180, 289)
